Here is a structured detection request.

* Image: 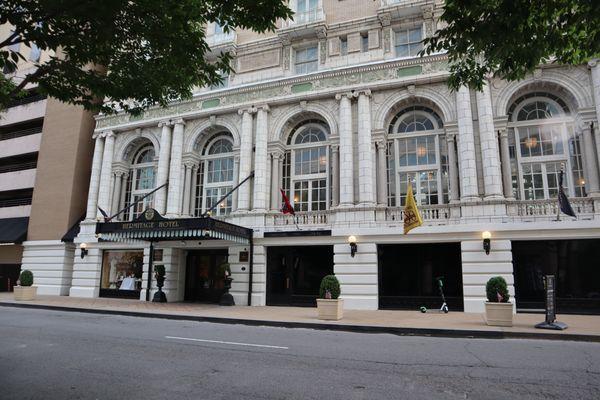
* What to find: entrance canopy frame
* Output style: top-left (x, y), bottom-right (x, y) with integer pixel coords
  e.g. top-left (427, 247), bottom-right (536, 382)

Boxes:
top-left (95, 208), bottom-right (254, 304)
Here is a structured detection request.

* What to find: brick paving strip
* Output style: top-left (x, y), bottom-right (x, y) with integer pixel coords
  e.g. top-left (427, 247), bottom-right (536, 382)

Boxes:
top-left (1, 293), bottom-right (598, 342)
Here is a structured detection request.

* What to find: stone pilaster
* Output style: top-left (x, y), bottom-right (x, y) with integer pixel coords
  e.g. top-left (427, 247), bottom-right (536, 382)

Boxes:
top-left (498, 128), bottom-right (514, 199)
top-left (589, 60), bottom-right (600, 125)
top-left (455, 86), bottom-right (480, 201)
top-left (110, 166), bottom-right (128, 217)
top-left (330, 144), bottom-right (340, 207)
top-left (581, 121), bottom-right (600, 195)
top-left (376, 140), bottom-right (387, 205)
top-left (270, 150), bottom-right (283, 210)
top-left (445, 127), bottom-right (460, 203)
top-left (155, 120), bottom-right (172, 215)
top-left (96, 131), bottom-right (116, 219)
top-left (476, 82), bottom-right (503, 199)
top-left (166, 119), bottom-right (185, 217)
top-left (237, 108), bottom-right (255, 212)
top-left (85, 134), bottom-right (105, 220)
top-left (253, 105), bottom-right (270, 211)
top-left (336, 92), bottom-right (354, 207)
top-left (357, 90), bottom-right (375, 206)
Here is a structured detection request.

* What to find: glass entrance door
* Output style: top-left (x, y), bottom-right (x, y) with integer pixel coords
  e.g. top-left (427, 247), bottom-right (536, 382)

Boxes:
top-left (184, 249), bottom-right (228, 303)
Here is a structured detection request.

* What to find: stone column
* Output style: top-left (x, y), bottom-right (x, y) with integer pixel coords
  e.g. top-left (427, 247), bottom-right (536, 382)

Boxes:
top-left (581, 121), bottom-right (600, 195)
top-left (376, 140), bottom-right (387, 205)
top-left (476, 82), bottom-right (503, 199)
top-left (110, 170), bottom-right (126, 216)
top-left (155, 120), bottom-right (172, 215)
top-left (499, 128), bottom-right (514, 199)
top-left (445, 131), bottom-right (460, 202)
top-left (237, 108), bottom-right (255, 212)
top-left (589, 60), bottom-right (600, 127)
top-left (331, 145), bottom-right (340, 207)
top-left (96, 131), bottom-right (116, 218)
top-left (455, 86), bottom-right (480, 201)
top-left (182, 163), bottom-right (193, 216)
top-left (119, 170), bottom-right (129, 216)
top-left (253, 105), bottom-right (269, 211)
top-left (336, 92), bottom-right (354, 207)
top-left (85, 134), bottom-right (105, 220)
top-left (270, 151), bottom-right (283, 210)
top-left (189, 165), bottom-right (198, 216)
top-left (166, 119), bottom-right (185, 217)
top-left (357, 90), bottom-right (375, 206)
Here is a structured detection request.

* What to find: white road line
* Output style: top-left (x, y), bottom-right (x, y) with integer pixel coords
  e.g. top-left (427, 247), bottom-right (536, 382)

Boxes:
top-left (165, 336), bottom-right (289, 350)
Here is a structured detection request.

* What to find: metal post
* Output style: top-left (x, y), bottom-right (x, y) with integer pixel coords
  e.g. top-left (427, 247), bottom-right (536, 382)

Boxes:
top-left (247, 236), bottom-right (254, 306)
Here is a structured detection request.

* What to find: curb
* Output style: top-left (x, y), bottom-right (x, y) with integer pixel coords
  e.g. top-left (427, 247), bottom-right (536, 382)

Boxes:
top-left (1, 302), bottom-right (598, 343)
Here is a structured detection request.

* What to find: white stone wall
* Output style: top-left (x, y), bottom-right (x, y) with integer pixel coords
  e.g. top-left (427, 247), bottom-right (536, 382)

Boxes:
top-left (461, 240), bottom-right (515, 313)
top-left (334, 242), bottom-right (378, 310)
top-left (20, 241), bottom-right (75, 296)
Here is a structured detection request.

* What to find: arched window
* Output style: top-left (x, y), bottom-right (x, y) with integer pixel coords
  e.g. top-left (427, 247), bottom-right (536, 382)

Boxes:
top-left (125, 146), bottom-right (156, 220)
top-left (283, 121), bottom-right (329, 212)
top-left (387, 106), bottom-right (448, 206)
top-left (507, 92), bottom-right (584, 199)
top-left (195, 135), bottom-right (234, 216)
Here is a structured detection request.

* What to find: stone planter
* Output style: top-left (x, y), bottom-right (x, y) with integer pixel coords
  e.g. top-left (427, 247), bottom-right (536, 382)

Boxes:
top-left (317, 299), bottom-right (344, 320)
top-left (485, 302), bottom-right (513, 327)
top-left (14, 286), bottom-right (37, 301)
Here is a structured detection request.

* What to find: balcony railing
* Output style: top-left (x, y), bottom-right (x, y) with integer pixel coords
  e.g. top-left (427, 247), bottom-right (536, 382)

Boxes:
top-left (507, 197), bottom-right (595, 218)
top-left (380, 0), bottom-right (413, 6)
top-left (282, 7), bottom-right (325, 28)
top-left (206, 31), bottom-right (236, 48)
top-left (266, 210), bottom-right (331, 226)
top-left (382, 204), bottom-right (451, 223)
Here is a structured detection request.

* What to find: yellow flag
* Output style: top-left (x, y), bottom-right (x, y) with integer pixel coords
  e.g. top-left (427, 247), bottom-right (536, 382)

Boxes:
top-left (403, 184), bottom-right (423, 234)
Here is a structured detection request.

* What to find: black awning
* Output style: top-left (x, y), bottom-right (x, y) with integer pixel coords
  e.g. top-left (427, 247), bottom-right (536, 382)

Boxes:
top-left (96, 208), bottom-right (252, 244)
top-left (61, 214), bottom-right (84, 243)
top-left (0, 217), bottom-right (29, 243)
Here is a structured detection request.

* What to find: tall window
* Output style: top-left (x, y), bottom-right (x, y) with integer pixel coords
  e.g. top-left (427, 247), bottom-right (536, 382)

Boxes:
top-left (285, 122), bottom-right (329, 212)
top-left (387, 106), bottom-right (448, 206)
top-left (395, 27), bottom-right (422, 58)
top-left (296, 0), bottom-right (319, 23)
top-left (197, 136), bottom-right (234, 216)
top-left (126, 146), bottom-right (156, 220)
top-left (295, 46), bottom-right (318, 75)
top-left (507, 92), bottom-right (584, 199)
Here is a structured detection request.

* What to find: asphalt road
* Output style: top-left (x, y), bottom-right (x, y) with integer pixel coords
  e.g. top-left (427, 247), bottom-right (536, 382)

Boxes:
top-left (0, 307), bottom-right (598, 400)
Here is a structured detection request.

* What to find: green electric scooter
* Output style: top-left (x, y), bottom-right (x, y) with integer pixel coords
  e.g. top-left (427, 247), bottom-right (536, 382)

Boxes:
top-left (420, 276), bottom-right (449, 313)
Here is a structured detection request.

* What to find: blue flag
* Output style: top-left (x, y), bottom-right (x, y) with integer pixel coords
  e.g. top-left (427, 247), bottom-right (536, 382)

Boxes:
top-left (558, 169), bottom-right (576, 218)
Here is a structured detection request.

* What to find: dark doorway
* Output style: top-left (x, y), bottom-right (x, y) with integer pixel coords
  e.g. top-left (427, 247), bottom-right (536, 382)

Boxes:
top-left (184, 249), bottom-right (228, 303)
top-left (512, 240), bottom-right (600, 314)
top-left (378, 243), bottom-right (463, 310)
top-left (0, 264), bottom-right (20, 292)
top-left (266, 246), bottom-right (333, 307)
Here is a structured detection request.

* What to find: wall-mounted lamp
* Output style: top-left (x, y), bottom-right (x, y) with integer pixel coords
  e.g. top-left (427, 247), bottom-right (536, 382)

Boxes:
top-left (80, 243), bottom-right (88, 259)
top-left (348, 235), bottom-right (357, 257)
top-left (482, 231), bottom-right (491, 255)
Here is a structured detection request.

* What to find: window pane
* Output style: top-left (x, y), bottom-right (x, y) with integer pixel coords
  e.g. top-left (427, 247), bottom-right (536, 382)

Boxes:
top-left (409, 28), bottom-right (422, 43)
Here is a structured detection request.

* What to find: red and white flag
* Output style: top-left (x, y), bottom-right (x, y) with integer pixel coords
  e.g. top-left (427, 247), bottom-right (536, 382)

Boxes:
top-left (280, 189), bottom-right (295, 215)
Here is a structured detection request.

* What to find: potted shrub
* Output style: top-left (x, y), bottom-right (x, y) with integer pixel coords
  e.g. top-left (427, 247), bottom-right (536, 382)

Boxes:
top-left (317, 275), bottom-right (343, 320)
top-left (14, 270), bottom-right (36, 301)
top-left (152, 265), bottom-right (167, 303)
top-left (218, 263), bottom-right (234, 306)
top-left (484, 276), bottom-right (513, 326)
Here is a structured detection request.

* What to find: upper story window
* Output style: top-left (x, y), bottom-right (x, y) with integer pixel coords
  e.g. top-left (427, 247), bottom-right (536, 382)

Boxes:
top-left (283, 121), bottom-right (330, 212)
top-left (195, 135), bottom-right (235, 217)
top-left (395, 27), bottom-right (422, 58)
top-left (125, 146), bottom-right (157, 220)
top-left (210, 70), bottom-right (229, 90)
top-left (387, 106), bottom-right (448, 206)
top-left (361, 33), bottom-right (369, 52)
top-left (340, 37), bottom-right (348, 56)
top-left (29, 43), bottom-right (41, 62)
top-left (507, 93), bottom-right (584, 199)
top-left (295, 46), bottom-right (318, 75)
top-left (295, 0), bottom-right (320, 23)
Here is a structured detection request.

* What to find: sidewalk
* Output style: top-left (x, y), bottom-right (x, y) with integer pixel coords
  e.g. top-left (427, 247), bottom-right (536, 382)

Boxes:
top-left (1, 293), bottom-right (598, 341)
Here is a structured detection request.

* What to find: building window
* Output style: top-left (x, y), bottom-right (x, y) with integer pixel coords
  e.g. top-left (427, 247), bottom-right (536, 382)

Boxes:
top-left (388, 106), bottom-right (448, 206)
top-left (210, 70), bottom-right (229, 90)
top-left (295, 0), bottom-right (320, 24)
top-left (100, 250), bottom-right (144, 297)
top-left (394, 27), bottom-right (422, 58)
top-left (125, 146), bottom-right (156, 221)
top-left (361, 33), bottom-right (369, 52)
top-left (295, 46), bottom-right (318, 75)
top-left (196, 135), bottom-right (234, 216)
top-left (507, 93), bottom-right (583, 200)
top-left (284, 121), bottom-right (330, 212)
top-left (29, 43), bottom-right (41, 62)
top-left (340, 37), bottom-right (348, 56)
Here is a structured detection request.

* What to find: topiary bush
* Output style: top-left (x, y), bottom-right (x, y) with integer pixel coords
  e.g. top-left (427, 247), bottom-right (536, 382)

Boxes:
top-left (19, 270), bottom-right (34, 287)
top-left (486, 276), bottom-right (510, 303)
top-left (319, 275), bottom-right (340, 299)
top-left (217, 263), bottom-right (231, 278)
top-left (154, 265), bottom-right (165, 277)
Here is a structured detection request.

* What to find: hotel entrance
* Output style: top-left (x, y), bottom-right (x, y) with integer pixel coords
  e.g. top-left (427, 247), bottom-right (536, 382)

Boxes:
top-left (184, 249), bottom-right (229, 303)
top-left (266, 246), bottom-right (333, 307)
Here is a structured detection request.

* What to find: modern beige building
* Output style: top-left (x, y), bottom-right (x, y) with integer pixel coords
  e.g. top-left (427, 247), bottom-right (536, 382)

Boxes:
top-left (13, 1), bottom-right (600, 314)
top-left (0, 25), bottom-right (96, 293)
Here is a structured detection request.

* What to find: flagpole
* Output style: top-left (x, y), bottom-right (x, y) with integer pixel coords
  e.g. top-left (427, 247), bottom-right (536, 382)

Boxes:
top-left (557, 164), bottom-right (564, 222)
